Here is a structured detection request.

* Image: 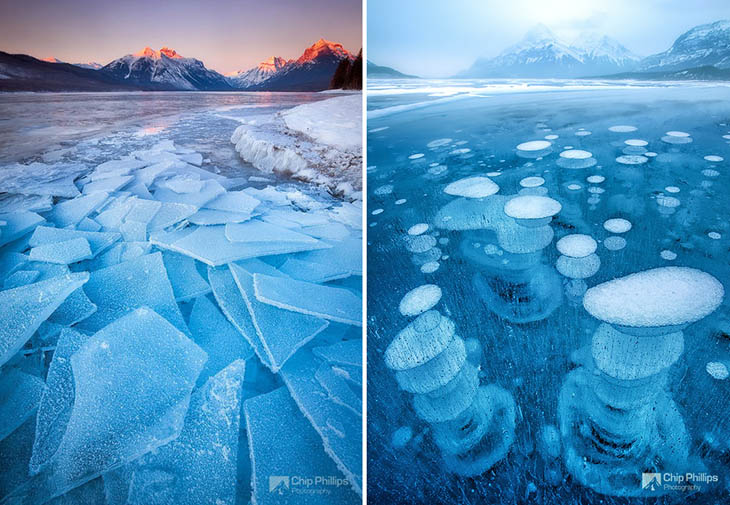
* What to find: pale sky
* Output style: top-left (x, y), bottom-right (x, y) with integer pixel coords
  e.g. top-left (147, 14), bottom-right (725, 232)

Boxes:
top-left (0, 0), bottom-right (362, 74)
top-left (368, 0), bottom-right (730, 77)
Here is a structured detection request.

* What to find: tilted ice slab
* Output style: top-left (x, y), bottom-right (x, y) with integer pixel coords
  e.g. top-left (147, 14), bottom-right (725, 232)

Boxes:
top-left (29, 227), bottom-right (120, 258)
top-left (443, 176), bottom-right (499, 199)
top-left (203, 190), bottom-right (260, 215)
top-left (5, 309), bottom-right (206, 505)
top-left (151, 223), bottom-right (329, 267)
top-left (30, 328), bottom-right (88, 475)
top-left (0, 272), bottom-right (88, 367)
top-left (77, 252), bottom-right (188, 335)
top-left (154, 179), bottom-right (226, 208)
top-left (29, 238), bottom-right (92, 265)
top-left (188, 296), bottom-right (253, 386)
top-left (281, 347), bottom-right (362, 496)
top-left (44, 192), bottom-right (108, 228)
top-left (160, 252), bottom-right (211, 302)
top-left (0, 369), bottom-right (45, 443)
top-left (253, 273), bottom-right (362, 326)
top-left (3, 270), bottom-right (39, 290)
top-left (583, 267), bottom-right (724, 329)
top-left (0, 162), bottom-right (84, 199)
top-left (313, 339), bottom-right (362, 368)
top-left (230, 263), bottom-right (329, 372)
top-left (244, 387), bottom-right (359, 504)
top-left (208, 266), bottom-right (271, 369)
top-left (122, 360), bottom-right (246, 505)
top-left (0, 212), bottom-right (45, 247)
top-left (279, 237), bottom-right (361, 283)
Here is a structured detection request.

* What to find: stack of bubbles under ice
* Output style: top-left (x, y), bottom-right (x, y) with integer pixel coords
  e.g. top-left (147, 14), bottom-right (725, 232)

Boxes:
top-left (558, 266), bottom-right (724, 497)
top-left (434, 173), bottom-right (563, 323)
top-left (0, 139), bottom-right (363, 504)
top-left (384, 284), bottom-right (516, 476)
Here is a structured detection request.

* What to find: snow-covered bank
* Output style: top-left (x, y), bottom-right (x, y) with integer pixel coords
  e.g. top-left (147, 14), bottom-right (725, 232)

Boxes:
top-left (231, 94), bottom-right (362, 199)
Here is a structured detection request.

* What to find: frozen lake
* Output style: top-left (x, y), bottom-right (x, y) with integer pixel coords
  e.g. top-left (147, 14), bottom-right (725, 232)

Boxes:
top-left (367, 80), bottom-right (730, 503)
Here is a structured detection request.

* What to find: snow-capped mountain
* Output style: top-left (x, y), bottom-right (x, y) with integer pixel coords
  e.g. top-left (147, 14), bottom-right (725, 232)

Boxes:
top-left (459, 24), bottom-right (639, 78)
top-left (41, 57), bottom-right (103, 70)
top-left (640, 20), bottom-right (730, 71)
top-left (245, 39), bottom-right (354, 91)
top-left (99, 46), bottom-right (233, 91)
top-left (570, 32), bottom-right (640, 74)
top-left (226, 56), bottom-right (288, 88)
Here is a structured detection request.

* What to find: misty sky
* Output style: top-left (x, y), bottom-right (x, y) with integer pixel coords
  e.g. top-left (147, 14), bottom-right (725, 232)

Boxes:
top-left (368, 0), bottom-right (730, 77)
top-left (0, 0), bottom-right (361, 74)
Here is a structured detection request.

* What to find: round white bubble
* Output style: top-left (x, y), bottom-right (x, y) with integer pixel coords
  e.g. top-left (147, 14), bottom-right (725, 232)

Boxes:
top-left (520, 176), bottom-right (545, 188)
top-left (604, 236), bottom-right (627, 251)
top-left (399, 284), bottom-right (443, 316)
top-left (517, 140), bottom-right (552, 151)
top-left (444, 176), bottom-right (499, 198)
top-left (704, 155), bottom-right (724, 162)
top-left (665, 186), bottom-right (680, 193)
top-left (556, 234), bottom-right (597, 258)
top-left (708, 231), bottom-right (722, 240)
top-left (616, 155), bottom-right (648, 165)
top-left (371, 208), bottom-right (384, 215)
top-left (660, 250), bottom-right (677, 260)
top-left (586, 175), bottom-right (605, 183)
top-left (666, 131), bottom-right (690, 137)
top-left (625, 139), bottom-right (648, 147)
top-left (706, 362), bottom-right (729, 380)
top-left (608, 125), bottom-right (637, 133)
top-left (503, 195), bottom-right (562, 220)
top-left (603, 218), bottom-right (632, 234)
top-left (560, 149), bottom-right (592, 159)
top-left (420, 261), bottom-right (440, 274)
top-left (408, 223), bottom-right (429, 236)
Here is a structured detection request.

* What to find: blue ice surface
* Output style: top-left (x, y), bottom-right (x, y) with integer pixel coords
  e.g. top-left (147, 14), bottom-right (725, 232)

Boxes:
top-left (244, 387), bottom-right (360, 505)
top-left (0, 99), bottom-right (362, 505)
top-left (366, 80), bottom-right (730, 503)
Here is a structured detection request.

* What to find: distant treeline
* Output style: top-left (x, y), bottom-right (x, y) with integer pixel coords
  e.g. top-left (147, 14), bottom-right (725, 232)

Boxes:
top-left (330, 50), bottom-right (362, 90)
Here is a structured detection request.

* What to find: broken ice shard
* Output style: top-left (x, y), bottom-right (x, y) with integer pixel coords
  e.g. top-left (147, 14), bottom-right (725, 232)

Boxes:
top-left (77, 252), bottom-right (188, 335)
top-left (253, 273), bottom-right (362, 326)
top-left (161, 251), bottom-right (211, 302)
top-left (30, 329), bottom-right (88, 475)
top-left (29, 238), bottom-right (93, 265)
top-left (188, 295), bottom-right (253, 386)
top-left (45, 192), bottom-right (108, 228)
top-left (0, 272), bottom-right (89, 367)
top-left (123, 360), bottom-right (246, 505)
top-left (14, 308), bottom-right (207, 504)
top-left (0, 369), bottom-right (45, 443)
top-left (29, 227), bottom-right (120, 258)
top-left (230, 263), bottom-right (328, 371)
top-left (244, 387), bottom-right (359, 505)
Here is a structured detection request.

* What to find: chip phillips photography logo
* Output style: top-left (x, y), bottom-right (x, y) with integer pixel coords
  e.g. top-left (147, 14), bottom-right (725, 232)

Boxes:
top-left (269, 475), bottom-right (350, 496)
top-left (642, 472), bottom-right (718, 492)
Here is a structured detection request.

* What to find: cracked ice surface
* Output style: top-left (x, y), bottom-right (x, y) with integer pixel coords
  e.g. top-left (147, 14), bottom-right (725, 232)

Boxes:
top-left (0, 92), bottom-right (361, 504)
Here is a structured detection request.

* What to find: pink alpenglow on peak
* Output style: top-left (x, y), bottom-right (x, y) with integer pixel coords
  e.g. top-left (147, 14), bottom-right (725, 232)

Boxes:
top-left (297, 38), bottom-right (353, 64)
top-left (133, 47), bottom-right (184, 59)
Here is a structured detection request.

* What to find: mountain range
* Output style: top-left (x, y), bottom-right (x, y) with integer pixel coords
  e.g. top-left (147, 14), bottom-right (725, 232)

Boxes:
top-left (454, 20), bottom-right (730, 80)
top-left (0, 39), bottom-right (357, 92)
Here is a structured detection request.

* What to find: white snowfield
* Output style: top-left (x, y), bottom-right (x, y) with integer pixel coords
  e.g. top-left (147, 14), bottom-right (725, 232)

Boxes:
top-left (231, 94), bottom-right (362, 198)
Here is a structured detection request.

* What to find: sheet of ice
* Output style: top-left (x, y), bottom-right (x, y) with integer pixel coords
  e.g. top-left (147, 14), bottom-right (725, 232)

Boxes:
top-left (124, 360), bottom-right (246, 505)
top-left (0, 162), bottom-right (84, 198)
top-left (279, 237), bottom-right (361, 283)
top-left (29, 238), bottom-right (92, 265)
top-left (0, 369), bottom-right (45, 443)
top-left (253, 273), bottom-right (361, 326)
top-left (399, 285), bottom-right (442, 316)
top-left (443, 176), bottom-right (499, 198)
top-left (188, 209), bottom-right (252, 225)
top-left (48, 287), bottom-right (97, 327)
top-left (45, 192), bottom-right (108, 228)
top-left (30, 328), bottom-right (87, 475)
top-left (77, 218), bottom-right (101, 232)
top-left (0, 212), bottom-right (45, 247)
top-left (4, 270), bottom-right (40, 290)
top-left (152, 223), bottom-right (328, 266)
top-left (312, 339), bottom-right (362, 367)
top-left (160, 252), bottom-right (210, 302)
top-left (230, 263), bottom-right (329, 371)
top-left (0, 194), bottom-right (53, 214)
top-left (17, 308), bottom-right (207, 504)
top-left (244, 387), bottom-right (359, 504)
top-left (583, 267), bottom-right (724, 328)
top-left (82, 176), bottom-right (132, 195)
top-left (204, 190), bottom-right (260, 215)
top-left (29, 227), bottom-right (120, 258)
top-left (91, 158), bottom-right (147, 181)
top-left (154, 179), bottom-right (226, 208)
top-left (282, 95), bottom-right (362, 151)
top-left (0, 272), bottom-right (88, 367)
top-left (302, 222), bottom-right (351, 240)
top-left (146, 202), bottom-right (199, 231)
top-left (188, 296), bottom-right (253, 386)
top-left (281, 348), bottom-right (362, 495)
top-left (226, 219), bottom-right (323, 244)
top-left (77, 252), bottom-right (188, 335)
top-left (207, 266), bottom-right (270, 369)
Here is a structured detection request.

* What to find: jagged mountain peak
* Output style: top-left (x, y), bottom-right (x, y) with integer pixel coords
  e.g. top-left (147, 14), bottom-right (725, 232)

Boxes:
top-left (132, 47), bottom-right (184, 60)
top-left (297, 38), bottom-right (352, 64)
top-left (570, 32), bottom-right (641, 62)
top-left (641, 19), bottom-right (730, 71)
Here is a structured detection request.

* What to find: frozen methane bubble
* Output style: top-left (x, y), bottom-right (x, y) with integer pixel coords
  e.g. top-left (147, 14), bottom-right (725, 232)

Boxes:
top-left (556, 234), bottom-right (597, 258)
top-left (443, 176), bottom-right (499, 198)
top-left (608, 125), bottom-right (637, 132)
top-left (603, 236), bottom-right (627, 251)
top-left (616, 155), bottom-right (648, 165)
top-left (516, 140), bottom-right (552, 158)
top-left (399, 284), bottom-right (442, 316)
top-left (519, 176), bottom-right (545, 188)
top-left (661, 250), bottom-right (677, 260)
top-left (586, 175), bottom-right (605, 183)
top-left (427, 138), bottom-right (452, 148)
top-left (557, 149), bottom-right (596, 169)
top-left (666, 130), bottom-right (690, 137)
top-left (385, 310), bottom-right (455, 371)
top-left (603, 218), bottom-right (632, 234)
top-left (662, 131), bottom-right (693, 144)
top-left (405, 234), bottom-right (437, 253)
top-left (408, 223), bottom-right (429, 236)
top-left (503, 196), bottom-right (562, 224)
top-left (665, 186), bottom-right (680, 193)
top-left (408, 153), bottom-right (424, 160)
top-left (708, 231), bottom-right (722, 240)
top-left (625, 139), bottom-right (648, 146)
top-left (583, 267), bottom-right (724, 329)
top-left (704, 155), bottom-right (724, 162)
top-left (421, 261), bottom-right (440, 273)
top-left (706, 362), bottom-right (729, 380)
